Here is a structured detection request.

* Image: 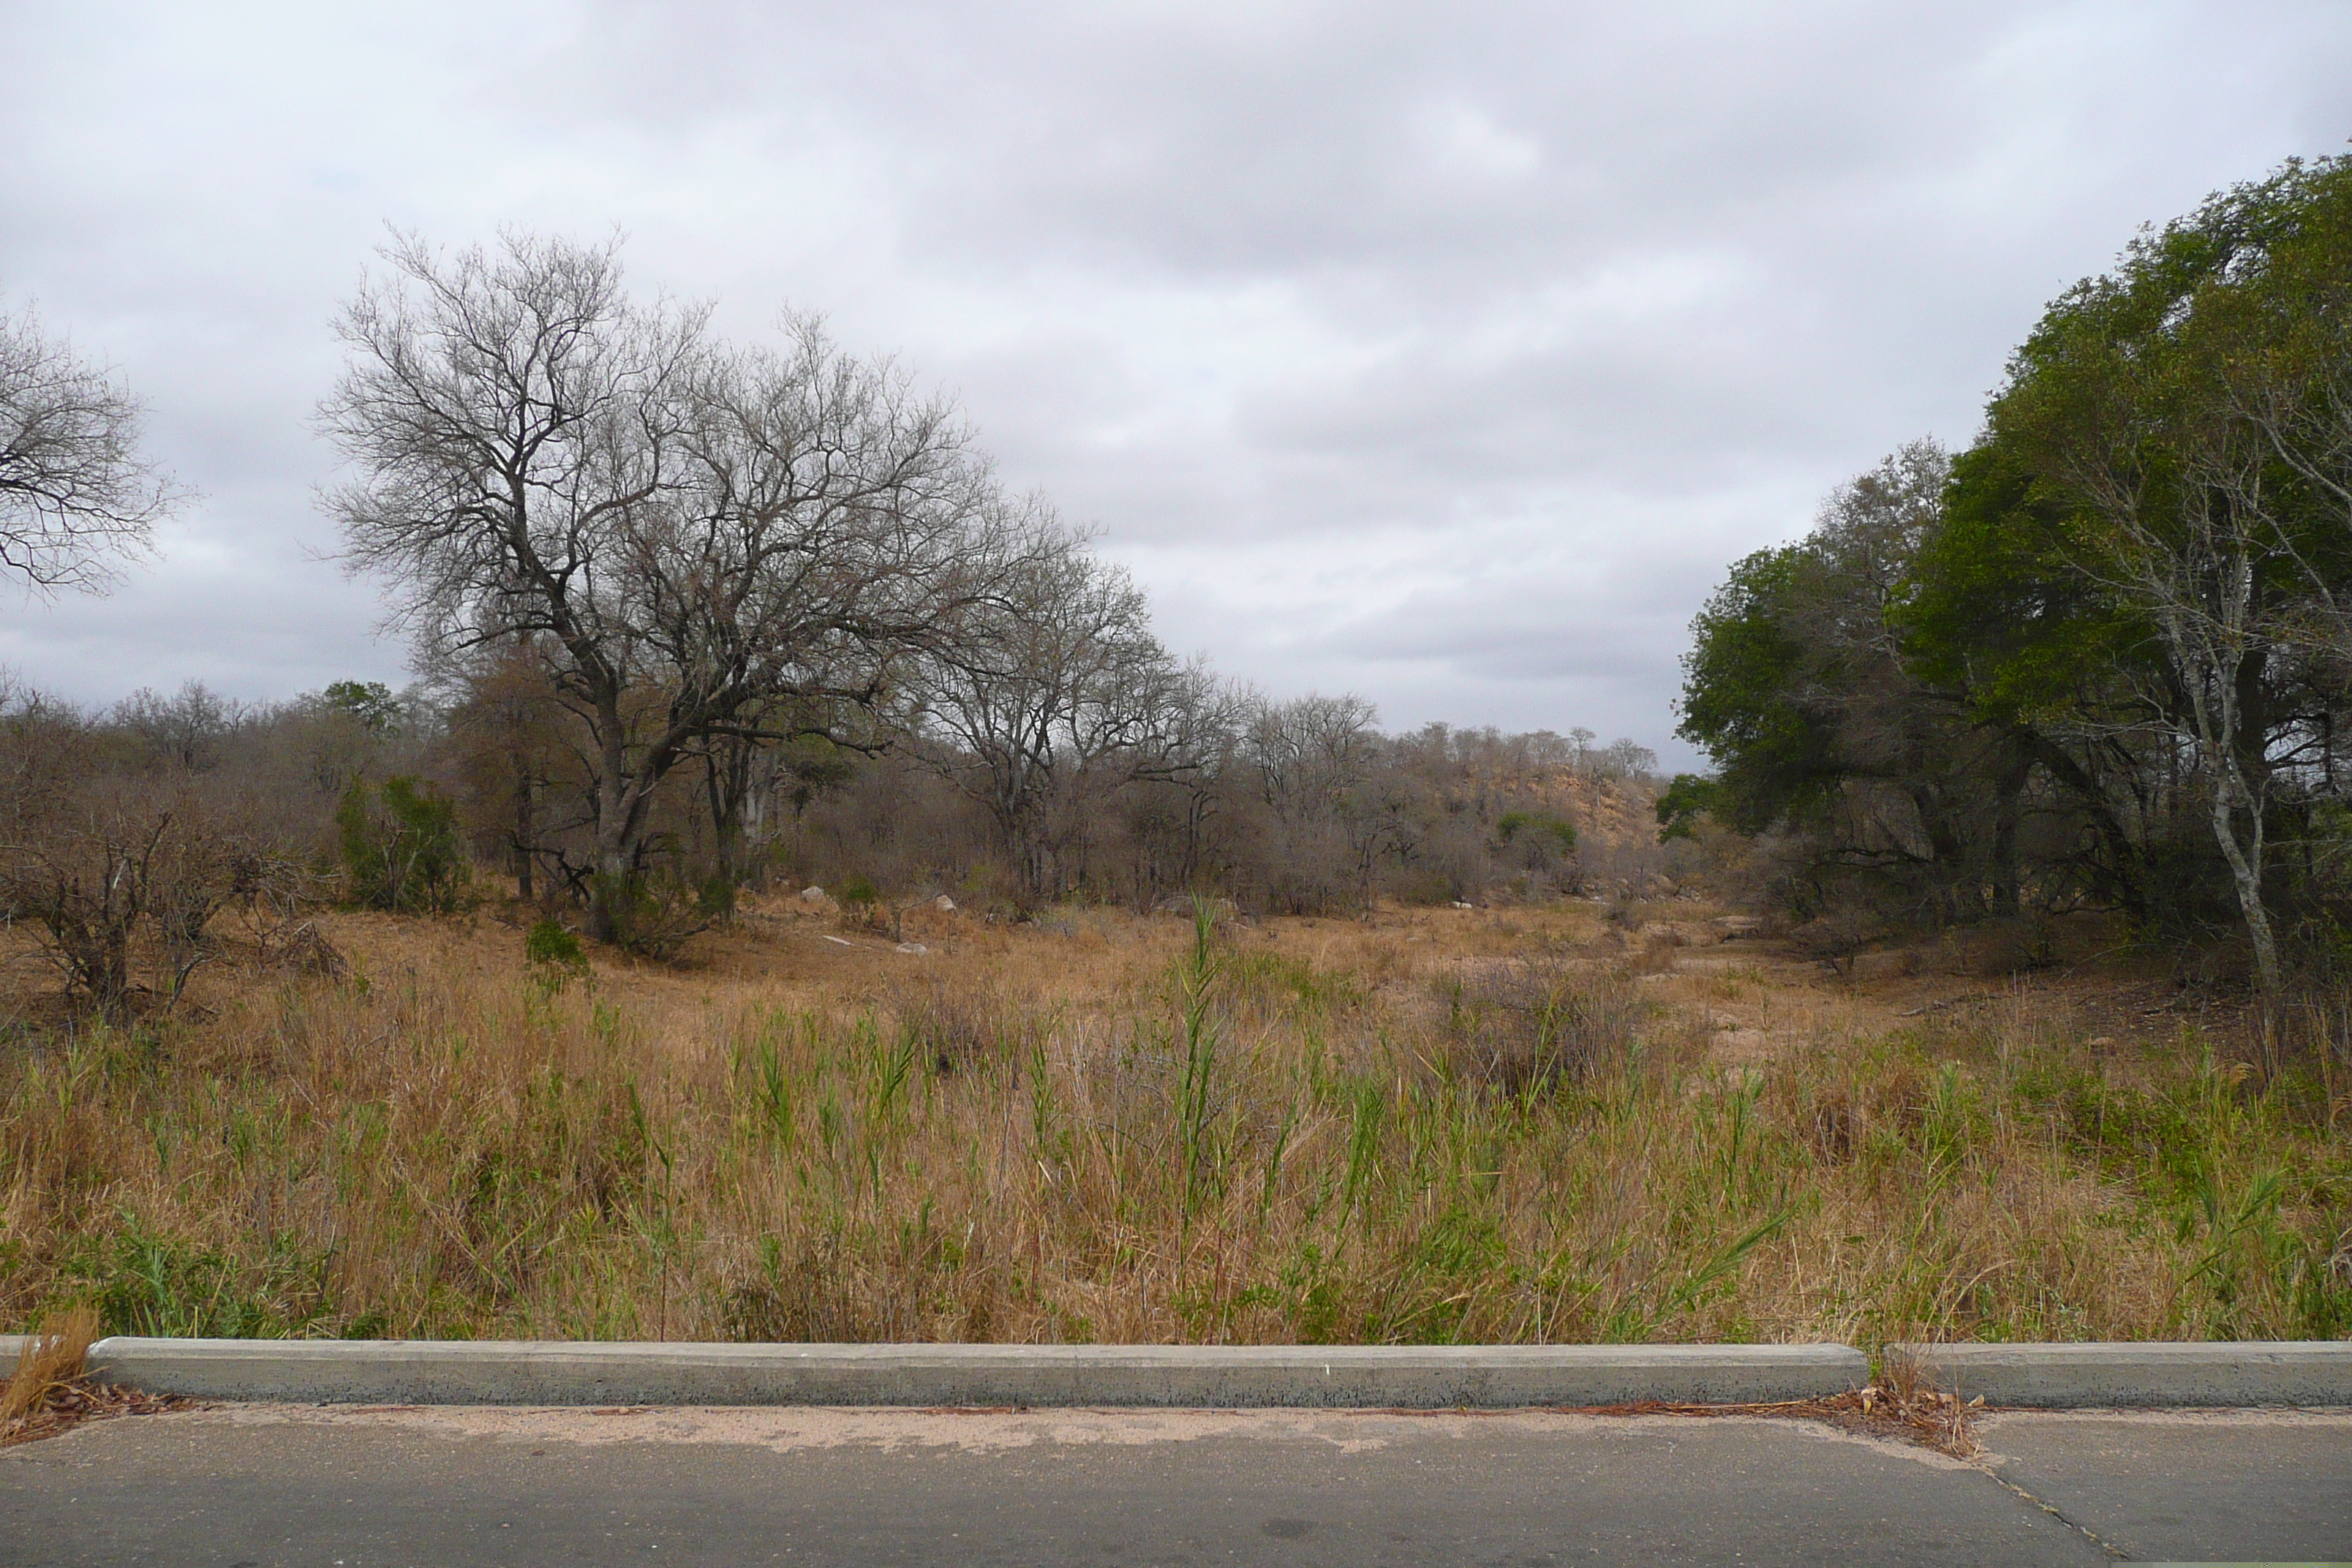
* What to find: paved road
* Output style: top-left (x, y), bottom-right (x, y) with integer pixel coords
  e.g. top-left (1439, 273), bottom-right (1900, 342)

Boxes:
top-left (4, 1403), bottom-right (2348, 1566)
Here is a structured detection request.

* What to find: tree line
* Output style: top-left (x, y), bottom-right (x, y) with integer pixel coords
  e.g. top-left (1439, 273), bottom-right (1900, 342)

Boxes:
top-left (0, 231), bottom-right (1664, 1009)
top-left (0, 668), bottom-right (1656, 1013)
top-left (1670, 155), bottom-right (2352, 1009)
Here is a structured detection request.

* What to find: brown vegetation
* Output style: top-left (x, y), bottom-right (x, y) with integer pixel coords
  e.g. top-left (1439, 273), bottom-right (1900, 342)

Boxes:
top-left (2, 891), bottom-right (2344, 1351)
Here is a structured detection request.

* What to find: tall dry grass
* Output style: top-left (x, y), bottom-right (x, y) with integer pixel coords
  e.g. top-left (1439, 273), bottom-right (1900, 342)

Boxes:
top-left (1, 903), bottom-right (2346, 1352)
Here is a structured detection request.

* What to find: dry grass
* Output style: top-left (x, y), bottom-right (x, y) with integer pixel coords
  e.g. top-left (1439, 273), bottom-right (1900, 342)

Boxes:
top-left (0, 1303), bottom-right (176, 1447)
top-left (2, 1303), bottom-right (96, 1431)
top-left (1, 897), bottom-right (2346, 1354)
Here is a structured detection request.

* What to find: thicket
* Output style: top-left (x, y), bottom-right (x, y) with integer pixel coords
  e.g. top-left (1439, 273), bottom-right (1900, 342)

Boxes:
top-left (1671, 155), bottom-right (2352, 1011)
top-left (0, 230), bottom-right (1668, 1006)
top-left (0, 668), bottom-right (1659, 1018)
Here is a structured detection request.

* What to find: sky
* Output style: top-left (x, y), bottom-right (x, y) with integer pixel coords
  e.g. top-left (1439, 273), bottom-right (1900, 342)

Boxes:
top-left (3, 1), bottom-right (2349, 766)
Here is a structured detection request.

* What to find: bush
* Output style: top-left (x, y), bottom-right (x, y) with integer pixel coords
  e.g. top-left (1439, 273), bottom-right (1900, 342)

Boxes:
top-left (1496, 811), bottom-right (1577, 856)
top-left (586, 870), bottom-right (711, 958)
top-left (336, 776), bottom-right (470, 913)
top-left (1441, 960), bottom-right (1645, 1093)
top-left (524, 918), bottom-right (589, 981)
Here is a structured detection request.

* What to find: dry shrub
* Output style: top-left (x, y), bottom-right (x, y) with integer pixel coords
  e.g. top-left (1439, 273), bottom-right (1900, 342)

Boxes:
top-left (1441, 960), bottom-right (1645, 1093)
top-left (888, 971), bottom-right (1041, 1074)
top-left (257, 919), bottom-right (350, 979)
top-left (1950, 918), bottom-right (2059, 978)
top-left (1, 1304), bottom-right (97, 1442)
top-left (723, 1226), bottom-right (1006, 1343)
top-left (1783, 911), bottom-right (1893, 972)
top-left (1800, 1085), bottom-right (1860, 1166)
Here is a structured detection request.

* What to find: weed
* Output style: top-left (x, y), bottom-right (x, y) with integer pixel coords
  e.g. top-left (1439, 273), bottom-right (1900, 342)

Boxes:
top-left (0, 899), bottom-right (2344, 1349)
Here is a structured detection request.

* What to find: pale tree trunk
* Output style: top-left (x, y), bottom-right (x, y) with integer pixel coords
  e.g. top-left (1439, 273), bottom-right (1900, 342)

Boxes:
top-left (2206, 755), bottom-right (2282, 1009)
top-left (2158, 558), bottom-right (2285, 1014)
top-left (2070, 426), bottom-right (2288, 1017)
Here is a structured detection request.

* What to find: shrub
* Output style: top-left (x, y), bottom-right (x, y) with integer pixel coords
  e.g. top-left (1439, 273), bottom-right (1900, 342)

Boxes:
top-left (1441, 959), bottom-right (1644, 1093)
top-left (336, 776), bottom-right (470, 913)
top-left (524, 918), bottom-right (589, 981)
top-left (1496, 811), bottom-right (1577, 856)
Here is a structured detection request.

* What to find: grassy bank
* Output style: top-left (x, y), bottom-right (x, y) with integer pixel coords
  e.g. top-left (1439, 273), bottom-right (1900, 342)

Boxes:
top-left (2, 902), bottom-right (2347, 1350)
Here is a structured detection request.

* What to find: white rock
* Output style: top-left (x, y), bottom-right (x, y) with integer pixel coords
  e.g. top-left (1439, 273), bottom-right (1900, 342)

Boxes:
top-left (800, 886), bottom-right (827, 902)
top-left (934, 895), bottom-right (956, 912)
top-left (894, 942), bottom-right (930, 955)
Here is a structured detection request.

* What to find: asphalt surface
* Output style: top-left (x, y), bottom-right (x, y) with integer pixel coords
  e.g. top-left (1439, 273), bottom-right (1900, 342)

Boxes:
top-left (3, 1403), bottom-right (2348, 1566)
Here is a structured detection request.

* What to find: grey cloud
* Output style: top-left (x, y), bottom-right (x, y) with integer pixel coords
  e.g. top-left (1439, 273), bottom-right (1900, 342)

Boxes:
top-left (4, 0), bottom-right (2350, 765)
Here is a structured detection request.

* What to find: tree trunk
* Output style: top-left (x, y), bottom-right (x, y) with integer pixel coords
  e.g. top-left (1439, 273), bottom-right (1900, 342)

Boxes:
top-left (703, 738), bottom-right (756, 892)
top-left (2207, 758), bottom-right (2283, 1012)
top-left (513, 764), bottom-right (535, 901)
top-left (592, 840), bottom-right (635, 944)
top-left (1988, 753), bottom-right (2032, 918)
top-left (589, 718), bottom-right (640, 944)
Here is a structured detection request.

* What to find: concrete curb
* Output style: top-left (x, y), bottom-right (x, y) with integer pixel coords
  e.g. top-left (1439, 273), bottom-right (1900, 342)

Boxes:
top-left (1, 1334), bottom-right (33, 1363)
top-left (1886, 1341), bottom-right (2352, 1408)
top-left (82, 1338), bottom-right (1868, 1409)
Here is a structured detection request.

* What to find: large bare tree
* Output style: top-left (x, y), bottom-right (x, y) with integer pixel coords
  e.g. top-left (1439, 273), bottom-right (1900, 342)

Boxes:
top-left (0, 300), bottom-right (180, 593)
top-left (324, 231), bottom-right (1035, 943)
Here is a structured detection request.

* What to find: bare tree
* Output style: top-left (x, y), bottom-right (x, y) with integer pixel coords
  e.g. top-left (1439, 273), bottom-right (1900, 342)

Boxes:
top-left (0, 298), bottom-right (180, 593)
top-left (324, 232), bottom-right (1035, 945)
top-left (1245, 693), bottom-right (1381, 825)
top-left (912, 538), bottom-right (1177, 908)
top-left (113, 681), bottom-right (238, 772)
top-left (1241, 693), bottom-right (1385, 911)
top-left (0, 688), bottom-right (274, 1017)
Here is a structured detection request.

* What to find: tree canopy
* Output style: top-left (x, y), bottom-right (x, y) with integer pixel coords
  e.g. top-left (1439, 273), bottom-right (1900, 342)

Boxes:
top-left (1676, 154), bottom-right (2352, 1001)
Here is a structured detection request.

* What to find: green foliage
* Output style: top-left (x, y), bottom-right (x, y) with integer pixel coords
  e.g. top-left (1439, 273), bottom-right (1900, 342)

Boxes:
top-left (1674, 546), bottom-right (1839, 834)
top-left (336, 775), bottom-right (470, 913)
top-left (1899, 442), bottom-right (2131, 727)
top-left (1654, 774), bottom-right (1719, 843)
top-left (1177, 897), bottom-right (1225, 1223)
top-left (1676, 153), bottom-right (2352, 943)
top-left (1495, 811), bottom-right (1576, 854)
top-left (524, 919), bottom-right (589, 985)
top-left (71, 1218), bottom-right (336, 1338)
top-left (320, 679), bottom-right (400, 735)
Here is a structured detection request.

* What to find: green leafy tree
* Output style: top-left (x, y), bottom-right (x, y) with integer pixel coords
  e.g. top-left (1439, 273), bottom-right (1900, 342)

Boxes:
top-left (1975, 155), bottom-right (2352, 1005)
top-left (1675, 546), bottom-right (1831, 833)
top-left (321, 679), bottom-right (401, 735)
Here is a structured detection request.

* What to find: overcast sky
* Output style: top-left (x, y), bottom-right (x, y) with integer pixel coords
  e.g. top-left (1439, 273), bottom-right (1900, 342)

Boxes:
top-left (4, 1), bottom-right (2349, 764)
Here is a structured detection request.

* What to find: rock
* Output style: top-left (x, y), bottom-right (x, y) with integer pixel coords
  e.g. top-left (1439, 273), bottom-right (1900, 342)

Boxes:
top-left (1451, 900), bottom-right (1474, 910)
top-left (800, 886), bottom-right (827, 902)
top-left (934, 895), bottom-right (956, 912)
top-left (894, 942), bottom-right (930, 955)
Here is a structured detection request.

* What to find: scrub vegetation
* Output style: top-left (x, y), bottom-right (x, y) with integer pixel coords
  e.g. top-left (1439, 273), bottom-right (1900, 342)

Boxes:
top-left (3, 159), bottom-right (2349, 1356)
top-left (1, 894), bottom-right (2344, 1352)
